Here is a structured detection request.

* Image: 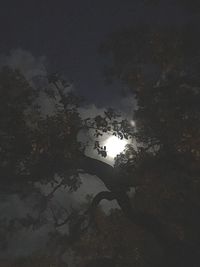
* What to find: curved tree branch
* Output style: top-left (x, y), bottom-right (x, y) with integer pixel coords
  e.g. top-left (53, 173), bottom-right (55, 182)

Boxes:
top-left (90, 191), bottom-right (116, 209)
top-left (89, 189), bottom-right (198, 266)
top-left (77, 155), bottom-right (139, 191)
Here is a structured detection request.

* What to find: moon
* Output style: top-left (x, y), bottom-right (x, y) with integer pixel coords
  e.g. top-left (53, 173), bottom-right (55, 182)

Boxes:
top-left (104, 135), bottom-right (128, 158)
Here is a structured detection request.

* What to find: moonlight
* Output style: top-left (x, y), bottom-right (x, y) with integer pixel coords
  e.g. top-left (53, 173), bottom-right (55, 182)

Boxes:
top-left (104, 135), bottom-right (128, 158)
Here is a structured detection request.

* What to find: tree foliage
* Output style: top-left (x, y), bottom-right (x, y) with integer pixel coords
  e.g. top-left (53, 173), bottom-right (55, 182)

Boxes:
top-left (0, 67), bottom-right (82, 195)
top-left (1, 24), bottom-right (200, 266)
top-left (99, 24), bottom-right (200, 266)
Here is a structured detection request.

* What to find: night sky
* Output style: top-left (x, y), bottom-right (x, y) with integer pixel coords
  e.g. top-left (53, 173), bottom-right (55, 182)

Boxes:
top-left (0, 0), bottom-right (196, 106)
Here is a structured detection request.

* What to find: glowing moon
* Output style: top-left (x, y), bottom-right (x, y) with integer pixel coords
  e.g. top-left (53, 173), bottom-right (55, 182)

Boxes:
top-left (105, 135), bottom-right (127, 158)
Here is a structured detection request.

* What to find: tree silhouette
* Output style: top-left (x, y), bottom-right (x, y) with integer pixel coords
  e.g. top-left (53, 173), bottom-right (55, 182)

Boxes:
top-left (1, 22), bottom-right (200, 265)
top-left (98, 24), bottom-right (200, 266)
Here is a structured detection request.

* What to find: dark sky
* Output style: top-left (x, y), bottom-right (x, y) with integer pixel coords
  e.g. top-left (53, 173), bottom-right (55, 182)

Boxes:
top-left (0, 0), bottom-right (197, 106)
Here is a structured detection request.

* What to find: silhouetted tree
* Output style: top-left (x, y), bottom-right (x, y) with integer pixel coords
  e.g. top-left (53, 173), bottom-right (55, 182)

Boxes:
top-left (99, 24), bottom-right (200, 266)
top-left (1, 22), bottom-right (200, 265)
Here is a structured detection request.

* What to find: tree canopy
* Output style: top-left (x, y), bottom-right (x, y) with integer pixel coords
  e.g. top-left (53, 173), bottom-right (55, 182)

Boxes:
top-left (0, 24), bottom-right (200, 266)
top-left (99, 24), bottom-right (200, 266)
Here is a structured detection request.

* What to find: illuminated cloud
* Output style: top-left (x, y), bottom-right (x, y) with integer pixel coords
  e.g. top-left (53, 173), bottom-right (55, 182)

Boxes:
top-left (0, 49), bottom-right (47, 80)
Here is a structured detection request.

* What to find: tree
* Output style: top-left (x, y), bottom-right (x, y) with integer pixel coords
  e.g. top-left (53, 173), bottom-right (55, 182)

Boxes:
top-left (0, 67), bottom-right (84, 195)
top-left (0, 66), bottom-right (136, 265)
top-left (99, 24), bottom-right (200, 266)
top-left (73, 207), bottom-right (164, 267)
top-left (1, 22), bottom-right (200, 265)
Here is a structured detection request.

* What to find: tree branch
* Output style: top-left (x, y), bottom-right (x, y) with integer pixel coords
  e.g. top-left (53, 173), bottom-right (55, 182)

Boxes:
top-left (90, 191), bottom-right (116, 209)
top-left (46, 179), bottom-right (64, 200)
top-left (77, 155), bottom-right (139, 191)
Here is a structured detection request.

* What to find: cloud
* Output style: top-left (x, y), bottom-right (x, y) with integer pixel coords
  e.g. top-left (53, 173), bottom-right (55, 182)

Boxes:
top-left (115, 94), bottom-right (136, 119)
top-left (78, 104), bottom-right (105, 120)
top-left (0, 49), bottom-right (75, 92)
top-left (0, 49), bottom-right (77, 117)
top-left (0, 49), bottom-right (47, 80)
